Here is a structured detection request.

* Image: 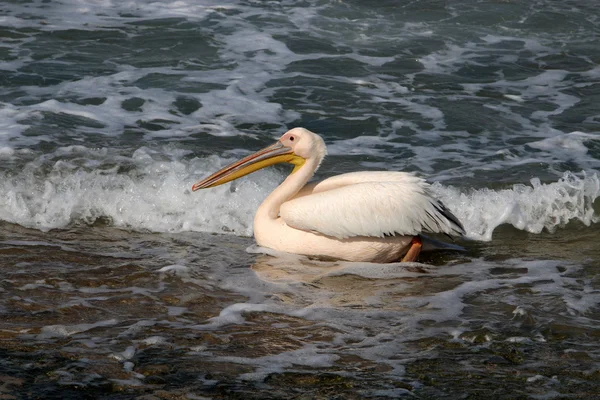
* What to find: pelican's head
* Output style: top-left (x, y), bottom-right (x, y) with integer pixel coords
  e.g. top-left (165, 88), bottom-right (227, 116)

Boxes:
top-left (192, 127), bottom-right (327, 191)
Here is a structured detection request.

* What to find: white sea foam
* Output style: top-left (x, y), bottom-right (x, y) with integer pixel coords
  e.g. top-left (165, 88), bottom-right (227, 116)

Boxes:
top-left (141, 336), bottom-right (167, 345)
top-left (527, 131), bottom-right (597, 155)
top-left (222, 348), bottom-right (340, 382)
top-left (0, 146), bottom-right (597, 241)
top-left (0, 146), bottom-right (277, 235)
top-left (110, 345), bottom-right (137, 362)
top-left (37, 319), bottom-right (119, 339)
top-left (433, 171), bottom-right (600, 241)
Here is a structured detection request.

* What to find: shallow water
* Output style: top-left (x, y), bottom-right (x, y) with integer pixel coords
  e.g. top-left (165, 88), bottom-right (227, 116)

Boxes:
top-left (1, 0), bottom-right (600, 398)
top-left (0, 223), bottom-right (599, 398)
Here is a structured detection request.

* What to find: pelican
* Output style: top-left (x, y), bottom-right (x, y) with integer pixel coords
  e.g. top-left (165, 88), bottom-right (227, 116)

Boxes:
top-left (192, 128), bottom-right (465, 263)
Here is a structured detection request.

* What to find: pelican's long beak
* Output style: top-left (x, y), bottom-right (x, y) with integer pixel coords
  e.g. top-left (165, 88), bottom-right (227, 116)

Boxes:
top-left (192, 140), bottom-right (303, 191)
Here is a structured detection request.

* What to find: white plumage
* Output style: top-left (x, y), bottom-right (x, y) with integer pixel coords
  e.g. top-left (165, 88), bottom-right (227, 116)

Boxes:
top-left (192, 128), bottom-right (465, 263)
top-left (282, 172), bottom-right (464, 239)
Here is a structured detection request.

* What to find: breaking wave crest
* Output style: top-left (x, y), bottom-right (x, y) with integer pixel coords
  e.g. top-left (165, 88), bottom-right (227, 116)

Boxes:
top-left (434, 171), bottom-right (600, 241)
top-left (0, 147), bottom-right (598, 241)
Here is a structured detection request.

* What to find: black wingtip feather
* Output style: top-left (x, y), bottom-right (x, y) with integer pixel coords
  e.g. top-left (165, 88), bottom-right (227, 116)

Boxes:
top-left (433, 200), bottom-right (466, 236)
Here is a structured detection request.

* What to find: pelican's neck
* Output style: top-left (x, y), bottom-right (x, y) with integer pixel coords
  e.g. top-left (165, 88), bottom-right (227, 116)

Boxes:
top-left (256, 157), bottom-right (319, 221)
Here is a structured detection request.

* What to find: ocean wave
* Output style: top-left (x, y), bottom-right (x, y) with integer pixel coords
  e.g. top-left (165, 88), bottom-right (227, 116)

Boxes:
top-left (433, 171), bottom-right (600, 241)
top-left (0, 147), bottom-right (597, 241)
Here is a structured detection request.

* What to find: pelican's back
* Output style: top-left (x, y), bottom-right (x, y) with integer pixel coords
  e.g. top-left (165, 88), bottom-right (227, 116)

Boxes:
top-left (282, 171), bottom-right (465, 239)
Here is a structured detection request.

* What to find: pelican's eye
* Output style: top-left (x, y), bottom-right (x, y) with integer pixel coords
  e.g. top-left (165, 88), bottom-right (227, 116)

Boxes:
top-left (289, 136), bottom-right (295, 142)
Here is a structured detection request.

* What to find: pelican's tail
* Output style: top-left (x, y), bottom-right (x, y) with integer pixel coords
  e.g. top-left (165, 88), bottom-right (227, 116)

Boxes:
top-left (420, 234), bottom-right (466, 252)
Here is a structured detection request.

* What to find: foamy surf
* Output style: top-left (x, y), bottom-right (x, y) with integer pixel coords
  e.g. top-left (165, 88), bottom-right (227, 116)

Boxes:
top-left (434, 171), bottom-right (600, 241)
top-left (0, 146), bottom-right (597, 240)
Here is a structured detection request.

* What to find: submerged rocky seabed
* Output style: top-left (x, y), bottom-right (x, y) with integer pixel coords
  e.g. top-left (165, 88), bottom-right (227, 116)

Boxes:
top-left (1, 223), bottom-right (598, 399)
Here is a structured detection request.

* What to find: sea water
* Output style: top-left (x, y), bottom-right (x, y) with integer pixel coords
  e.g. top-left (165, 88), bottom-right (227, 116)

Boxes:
top-left (0, 0), bottom-right (599, 398)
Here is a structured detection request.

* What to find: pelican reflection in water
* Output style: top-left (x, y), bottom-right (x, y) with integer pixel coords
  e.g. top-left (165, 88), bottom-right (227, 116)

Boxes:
top-left (192, 128), bottom-right (465, 263)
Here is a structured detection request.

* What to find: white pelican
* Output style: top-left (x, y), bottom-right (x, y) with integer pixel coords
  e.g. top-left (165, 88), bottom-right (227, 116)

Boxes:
top-left (192, 128), bottom-right (465, 263)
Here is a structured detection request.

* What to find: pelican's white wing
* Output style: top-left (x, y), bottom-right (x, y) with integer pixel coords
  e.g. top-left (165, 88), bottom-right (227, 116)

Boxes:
top-left (281, 172), bottom-right (464, 239)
